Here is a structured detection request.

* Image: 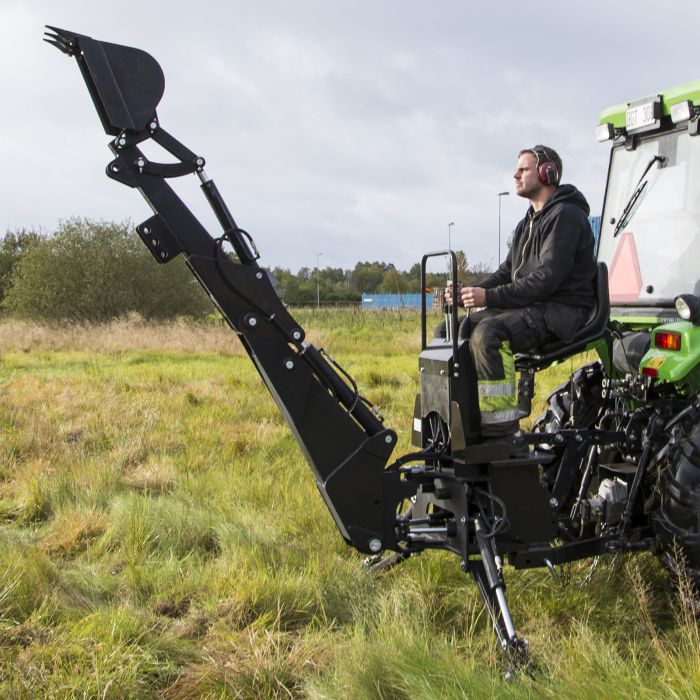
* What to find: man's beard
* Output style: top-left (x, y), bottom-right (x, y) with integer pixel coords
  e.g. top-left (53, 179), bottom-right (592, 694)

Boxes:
top-left (517, 183), bottom-right (543, 200)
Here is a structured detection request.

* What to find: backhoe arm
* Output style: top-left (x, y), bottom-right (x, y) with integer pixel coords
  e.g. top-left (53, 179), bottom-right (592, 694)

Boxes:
top-left (46, 26), bottom-right (414, 554)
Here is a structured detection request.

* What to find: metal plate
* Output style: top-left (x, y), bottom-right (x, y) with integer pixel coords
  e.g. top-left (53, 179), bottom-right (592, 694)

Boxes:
top-left (626, 96), bottom-right (661, 133)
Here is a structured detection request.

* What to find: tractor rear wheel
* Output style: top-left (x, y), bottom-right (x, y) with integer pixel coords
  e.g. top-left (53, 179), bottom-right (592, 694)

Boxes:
top-left (655, 414), bottom-right (700, 592)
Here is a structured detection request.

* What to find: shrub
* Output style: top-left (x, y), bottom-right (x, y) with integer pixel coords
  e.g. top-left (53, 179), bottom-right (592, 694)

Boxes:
top-left (2, 219), bottom-right (210, 321)
top-left (0, 229), bottom-right (42, 305)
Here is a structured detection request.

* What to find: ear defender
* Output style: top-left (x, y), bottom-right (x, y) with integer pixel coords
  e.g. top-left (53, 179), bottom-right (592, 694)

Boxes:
top-left (531, 146), bottom-right (559, 186)
top-left (538, 160), bottom-right (559, 186)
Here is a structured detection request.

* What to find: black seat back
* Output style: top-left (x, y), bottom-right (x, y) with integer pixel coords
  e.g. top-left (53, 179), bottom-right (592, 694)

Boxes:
top-left (515, 262), bottom-right (610, 372)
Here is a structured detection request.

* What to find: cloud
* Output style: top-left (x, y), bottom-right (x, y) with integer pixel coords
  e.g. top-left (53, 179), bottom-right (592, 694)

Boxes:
top-left (2, 0), bottom-right (698, 271)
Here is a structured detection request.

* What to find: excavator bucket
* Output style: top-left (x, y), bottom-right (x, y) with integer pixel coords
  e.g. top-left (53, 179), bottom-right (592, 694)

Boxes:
top-left (44, 26), bottom-right (164, 135)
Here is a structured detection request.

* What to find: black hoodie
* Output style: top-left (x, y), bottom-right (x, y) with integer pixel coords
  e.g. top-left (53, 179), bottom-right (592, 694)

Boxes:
top-left (480, 184), bottom-right (597, 341)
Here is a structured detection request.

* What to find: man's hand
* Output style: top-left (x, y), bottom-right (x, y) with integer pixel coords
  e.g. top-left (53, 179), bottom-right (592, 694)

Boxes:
top-left (460, 286), bottom-right (486, 308)
top-left (444, 280), bottom-right (463, 306)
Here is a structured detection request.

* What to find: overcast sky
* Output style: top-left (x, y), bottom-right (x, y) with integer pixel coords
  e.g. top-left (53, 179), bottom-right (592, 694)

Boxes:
top-left (2, 1), bottom-right (699, 272)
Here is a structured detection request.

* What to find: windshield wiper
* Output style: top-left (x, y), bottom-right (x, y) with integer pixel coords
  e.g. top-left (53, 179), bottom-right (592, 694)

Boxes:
top-left (613, 154), bottom-right (666, 237)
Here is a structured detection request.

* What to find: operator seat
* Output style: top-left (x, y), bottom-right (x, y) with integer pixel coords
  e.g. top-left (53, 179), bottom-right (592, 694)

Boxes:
top-left (515, 262), bottom-right (610, 372)
top-left (514, 262), bottom-right (610, 416)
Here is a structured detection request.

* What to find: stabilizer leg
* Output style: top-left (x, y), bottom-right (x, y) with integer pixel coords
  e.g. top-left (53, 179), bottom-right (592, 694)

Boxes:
top-left (364, 552), bottom-right (410, 574)
top-left (468, 517), bottom-right (529, 672)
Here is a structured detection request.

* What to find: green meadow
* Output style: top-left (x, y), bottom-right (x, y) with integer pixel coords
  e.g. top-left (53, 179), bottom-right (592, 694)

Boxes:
top-left (1, 312), bottom-right (699, 698)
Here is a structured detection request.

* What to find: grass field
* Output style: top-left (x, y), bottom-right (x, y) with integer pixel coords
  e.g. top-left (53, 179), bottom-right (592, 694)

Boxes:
top-left (1, 312), bottom-right (699, 699)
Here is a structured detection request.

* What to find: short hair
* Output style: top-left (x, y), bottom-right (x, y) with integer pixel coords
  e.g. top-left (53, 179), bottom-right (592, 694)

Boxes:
top-left (518, 145), bottom-right (563, 186)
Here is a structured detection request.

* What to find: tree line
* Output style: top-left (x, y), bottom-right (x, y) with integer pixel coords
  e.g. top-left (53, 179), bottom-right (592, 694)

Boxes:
top-left (0, 220), bottom-right (493, 320)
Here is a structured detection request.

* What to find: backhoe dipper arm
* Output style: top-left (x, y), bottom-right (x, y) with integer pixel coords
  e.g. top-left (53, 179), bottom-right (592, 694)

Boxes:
top-left (46, 26), bottom-right (415, 554)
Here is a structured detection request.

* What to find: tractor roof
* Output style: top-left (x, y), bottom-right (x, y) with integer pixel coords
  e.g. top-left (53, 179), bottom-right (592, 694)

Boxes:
top-left (599, 79), bottom-right (700, 128)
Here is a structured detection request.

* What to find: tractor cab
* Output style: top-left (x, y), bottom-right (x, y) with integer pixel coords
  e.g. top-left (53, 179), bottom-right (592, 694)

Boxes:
top-left (596, 81), bottom-right (700, 384)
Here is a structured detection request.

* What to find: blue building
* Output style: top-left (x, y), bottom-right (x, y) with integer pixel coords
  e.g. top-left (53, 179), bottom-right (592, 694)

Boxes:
top-left (589, 215), bottom-right (601, 252)
top-left (361, 293), bottom-right (431, 310)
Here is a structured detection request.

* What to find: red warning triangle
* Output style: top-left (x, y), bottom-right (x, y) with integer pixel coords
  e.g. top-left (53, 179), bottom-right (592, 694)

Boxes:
top-left (608, 231), bottom-right (642, 303)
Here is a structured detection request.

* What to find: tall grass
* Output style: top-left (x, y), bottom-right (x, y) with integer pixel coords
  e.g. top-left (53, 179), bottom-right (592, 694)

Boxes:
top-left (0, 315), bottom-right (696, 698)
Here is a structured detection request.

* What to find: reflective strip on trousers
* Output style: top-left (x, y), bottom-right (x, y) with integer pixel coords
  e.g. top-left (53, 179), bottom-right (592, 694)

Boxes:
top-left (478, 340), bottom-right (517, 425)
top-left (478, 382), bottom-right (516, 397)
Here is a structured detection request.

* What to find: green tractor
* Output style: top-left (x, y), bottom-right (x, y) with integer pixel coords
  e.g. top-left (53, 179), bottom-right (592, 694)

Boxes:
top-left (585, 80), bottom-right (700, 583)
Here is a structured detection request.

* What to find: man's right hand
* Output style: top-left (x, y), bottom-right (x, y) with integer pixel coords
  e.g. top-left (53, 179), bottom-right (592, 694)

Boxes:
top-left (445, 280), bottom-right (462, 307)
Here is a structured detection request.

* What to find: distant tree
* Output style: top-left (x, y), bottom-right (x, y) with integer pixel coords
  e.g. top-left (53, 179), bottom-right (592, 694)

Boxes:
top-left (0, 229), bottom-right (42, 304)
top-left (427, 272), bottom-right (449, 288)
top-left (3, 219), bottom-right (210, 321)
top-left (406, 262), bottom-right (421, 288)
top-left (297, 266), bottom-right (312, 282)
top-left (455, 250), bottom-right (469, 280)
top-left (463, 261), bottom-right (493, 286)
top-left (351, 261), bottom-right (390, 293)
top-left (379, 266), bottom-right (410, 294)
top-left (271, 266), bottom-right (300, 303)
top-left (405, 261), bottom-right (449, 293)
top-left (322, 267), bottom-right (347, 285)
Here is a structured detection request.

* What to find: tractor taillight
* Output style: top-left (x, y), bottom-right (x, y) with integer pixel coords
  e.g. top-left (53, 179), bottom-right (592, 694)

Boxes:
top-left (642, 367), bottom-right (658, 377)
top-left (654, 331), bottom-right (682, 351)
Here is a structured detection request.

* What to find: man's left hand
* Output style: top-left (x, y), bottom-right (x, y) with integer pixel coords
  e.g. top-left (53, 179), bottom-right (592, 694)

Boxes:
top-left (460, 286), bottom-right (486, 308)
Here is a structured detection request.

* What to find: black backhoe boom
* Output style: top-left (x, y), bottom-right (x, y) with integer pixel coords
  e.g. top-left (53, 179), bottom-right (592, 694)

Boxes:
top-left (44, 26), bottom-right (414, 555)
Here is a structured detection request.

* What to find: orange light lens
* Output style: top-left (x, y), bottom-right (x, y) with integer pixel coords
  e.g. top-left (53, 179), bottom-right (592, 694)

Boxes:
top-left (654, 331), bottom-right (682, 351)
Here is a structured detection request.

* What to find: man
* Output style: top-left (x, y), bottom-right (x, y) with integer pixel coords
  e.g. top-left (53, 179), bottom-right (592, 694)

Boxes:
top-left (445, 145), bottom-right (596, 449)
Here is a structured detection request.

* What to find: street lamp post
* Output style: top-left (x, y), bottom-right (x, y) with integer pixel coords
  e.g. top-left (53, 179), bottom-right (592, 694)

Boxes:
top-left (316, 252), bottom-right (322, 309)
top-left (497, 192), bottom-right (509, 266)
top-left (448, 221), bottom-right (454, 250)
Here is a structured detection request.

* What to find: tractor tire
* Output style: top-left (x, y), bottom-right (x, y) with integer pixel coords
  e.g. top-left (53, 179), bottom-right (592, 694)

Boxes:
top-left (531, 380), bottom-right (577, 489)
top-left (655, 417), bottom-right (700, 591)
top-left (532, 360), bottom-right (605, 435)
top-left (532, 361), bottom-right (604, 481)
top-left (532, 380), bottom-right (571, 435)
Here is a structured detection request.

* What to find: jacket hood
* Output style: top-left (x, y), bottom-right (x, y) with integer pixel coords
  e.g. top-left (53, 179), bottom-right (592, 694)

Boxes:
top-left (539, 184), bottom-right (590, 217)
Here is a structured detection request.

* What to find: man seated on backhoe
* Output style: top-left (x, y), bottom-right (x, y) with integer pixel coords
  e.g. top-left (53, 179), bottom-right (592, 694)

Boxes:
top-left (445, 145), bottom-right (597, 453)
